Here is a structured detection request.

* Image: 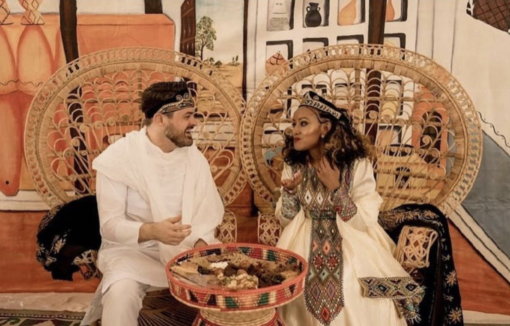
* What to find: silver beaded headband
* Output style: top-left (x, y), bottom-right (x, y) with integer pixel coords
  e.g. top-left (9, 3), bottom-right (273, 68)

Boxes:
top-left (158, 91), bottom-right (196, 114)
top-left (299, 92), bottom-right (342, 120)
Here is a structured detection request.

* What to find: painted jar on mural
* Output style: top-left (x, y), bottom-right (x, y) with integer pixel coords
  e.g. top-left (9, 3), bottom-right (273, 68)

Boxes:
top-left (265, 51), bottom-right (287, 75)
top-left (305, 2), bottom-right (322, 27)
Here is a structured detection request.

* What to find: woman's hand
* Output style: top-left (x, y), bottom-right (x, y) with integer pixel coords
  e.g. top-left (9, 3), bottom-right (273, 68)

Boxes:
top-left (316, 157), bottom-right (341, 191)
top-left (281, 171), bottom-right (303, 194)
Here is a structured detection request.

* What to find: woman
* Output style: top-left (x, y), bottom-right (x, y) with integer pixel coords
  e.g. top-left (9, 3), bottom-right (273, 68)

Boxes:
top-left (276, 91), bottom-right (422, 326)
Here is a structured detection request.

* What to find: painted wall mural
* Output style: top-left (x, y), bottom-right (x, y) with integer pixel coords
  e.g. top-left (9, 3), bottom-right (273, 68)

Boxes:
top-left (0, 0), bottom-right (175, 209)
top-left (1, 0), bottom-right (510, 317)
top-left (195, 0), bottom-right (244, 91)
top-left (467, 0), bottom-right (510, 34)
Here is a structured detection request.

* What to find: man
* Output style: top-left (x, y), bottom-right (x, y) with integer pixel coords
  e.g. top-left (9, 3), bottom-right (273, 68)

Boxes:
top-left (81, 81), bottom-right (224, 326)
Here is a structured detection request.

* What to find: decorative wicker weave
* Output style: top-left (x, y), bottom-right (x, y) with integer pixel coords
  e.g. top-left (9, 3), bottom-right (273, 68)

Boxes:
top-left (24, 47), bottom-right (248, 246)
top-left (215, 209), bottom-right (237, 244)
top-left (257, 213), bottom-right (283, 247)
top-left (25, 47), bottom-right (246, 209)
top-left (167, 243), bottom-right (307, 326)
top-left (395, 225), bottom-right (439, 270)
top-left (241, 44), bottom-right (482, 216)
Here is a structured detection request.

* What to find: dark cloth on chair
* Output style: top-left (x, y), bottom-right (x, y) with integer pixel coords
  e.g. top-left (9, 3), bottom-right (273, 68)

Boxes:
top-left (379, 203), bottom-right (464, 326)
top-left (36, 196), bottom-right (101, 281)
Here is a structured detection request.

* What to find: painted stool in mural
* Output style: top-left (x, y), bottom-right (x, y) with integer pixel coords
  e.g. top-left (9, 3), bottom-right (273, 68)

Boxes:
top-left (242, 44), bottom-right (482, 325)
top-left (25, 47), bottom-right (246, 325)
top-left (167, 243), bottom-right (308, 326)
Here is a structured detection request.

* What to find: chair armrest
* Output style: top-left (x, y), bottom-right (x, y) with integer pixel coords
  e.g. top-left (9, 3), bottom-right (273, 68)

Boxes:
top-left (395, 225), bottom-right (439, 271)
top-left (215, 209), bottom-right (237, 243)
top-left (257, 212), bottom-right (282, 246)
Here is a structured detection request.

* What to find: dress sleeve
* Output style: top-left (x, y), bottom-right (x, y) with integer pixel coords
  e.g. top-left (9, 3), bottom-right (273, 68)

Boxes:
top-left (96, 172), bottom-right (144, 246)
top-left (275, 164), bottom-right (301, 228)
top-left (330, 182), bottom-right (358, 221)
top-left (345, 159), bottom-right (396, 253)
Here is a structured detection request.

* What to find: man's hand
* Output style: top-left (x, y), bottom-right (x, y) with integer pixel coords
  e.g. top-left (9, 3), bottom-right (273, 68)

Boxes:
top-left (194, 239), bottom-right (208, 248)
top-left (139, 215), bottom-right (192, 245)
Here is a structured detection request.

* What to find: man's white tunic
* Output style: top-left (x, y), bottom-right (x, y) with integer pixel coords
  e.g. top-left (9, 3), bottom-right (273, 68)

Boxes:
top-left (81, 127), bottom-right (224, 324)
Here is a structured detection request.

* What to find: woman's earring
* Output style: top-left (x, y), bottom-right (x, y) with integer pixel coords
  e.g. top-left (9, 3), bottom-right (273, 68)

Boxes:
top-left (321, 135), bottom-right (325, 139)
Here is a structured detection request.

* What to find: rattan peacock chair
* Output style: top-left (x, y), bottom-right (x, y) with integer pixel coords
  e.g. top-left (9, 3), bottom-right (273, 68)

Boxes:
top-left (240, 44), bottom-right (482, 325)
top-left (25, 47), bottom-right (246, 324)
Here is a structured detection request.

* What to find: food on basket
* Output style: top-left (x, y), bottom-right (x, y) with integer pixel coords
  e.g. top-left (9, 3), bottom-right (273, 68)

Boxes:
top-left (170, 251), bottom-right (300, 290)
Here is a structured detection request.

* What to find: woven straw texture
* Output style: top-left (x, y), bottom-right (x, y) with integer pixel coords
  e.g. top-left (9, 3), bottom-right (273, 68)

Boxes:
top-left (395, 225), bottom-right (439, 270)
top-left (24, 47), bottom-right (246, 209)
top-left (167, 243), bottom-right (307, 313)
top-left (241, 44), bottom-right (482, 216)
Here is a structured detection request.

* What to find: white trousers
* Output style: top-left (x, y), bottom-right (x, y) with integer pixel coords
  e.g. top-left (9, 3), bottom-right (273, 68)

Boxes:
top-left (101, 279), bottom-right (150, 326)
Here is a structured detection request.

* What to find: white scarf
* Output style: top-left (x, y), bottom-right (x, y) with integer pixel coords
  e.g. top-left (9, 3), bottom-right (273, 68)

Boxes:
top-left (92, 127), bottom-right (224, 264)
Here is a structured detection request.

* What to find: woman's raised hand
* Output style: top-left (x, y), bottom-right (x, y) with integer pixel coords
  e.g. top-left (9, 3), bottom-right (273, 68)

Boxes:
top-left (281, 171), bottom-right (303, 193)
top-left (316, 156), bottom-right (341, 191)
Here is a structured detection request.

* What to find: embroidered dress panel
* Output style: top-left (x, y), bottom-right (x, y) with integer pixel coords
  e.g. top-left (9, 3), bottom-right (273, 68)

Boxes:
top-left (298, 166), bottom-right (356, 326)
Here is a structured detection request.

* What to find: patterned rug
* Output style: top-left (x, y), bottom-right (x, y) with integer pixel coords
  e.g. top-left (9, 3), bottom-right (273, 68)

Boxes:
top-left (0, 292), bottom-right (198, 326)
top-left (0, 309), bottom-right (83, 326)
top-left (1, 308), bottom-right (509, 326)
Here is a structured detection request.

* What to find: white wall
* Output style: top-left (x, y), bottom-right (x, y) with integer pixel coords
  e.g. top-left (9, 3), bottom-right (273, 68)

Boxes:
top-left (415, 0), bottom-right (510, 155)
top-left (451, 0), bottom-right (510, 155)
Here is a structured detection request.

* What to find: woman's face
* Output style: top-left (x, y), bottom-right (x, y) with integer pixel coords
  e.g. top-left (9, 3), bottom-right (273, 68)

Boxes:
top-left (292, 106), bottom-right (324, 151)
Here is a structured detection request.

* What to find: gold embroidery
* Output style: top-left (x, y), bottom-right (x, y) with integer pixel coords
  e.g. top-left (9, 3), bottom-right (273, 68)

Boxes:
top-left (379, 208), bottom-right (441, 231)
top-left (448, 307), bottom-right (463, 323)
top-left (444, 294), bottom-right (454, 302)
top-left (73, 250), bottom-right (102, 280)
top-left (445, 270), bottom-right (458, 287)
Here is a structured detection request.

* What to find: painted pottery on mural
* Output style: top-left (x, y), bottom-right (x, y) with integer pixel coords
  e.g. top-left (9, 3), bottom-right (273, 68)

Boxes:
top-left (338, 0), bottom-right (358, 26)
top-left (0, 0), bottom-right (13, 25)
top-left (386, 0), bottom-right (395, 21)
top-left (305, 2), bottom-right (322, 27)
top-left (265, 51), bottom-right (287, 75)
top-left (18, 0), bottom-right (45, 25)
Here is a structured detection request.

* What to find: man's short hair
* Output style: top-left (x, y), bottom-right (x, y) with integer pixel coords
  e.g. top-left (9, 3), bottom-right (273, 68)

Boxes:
top-left (141, 81), bottom-right (191, 125)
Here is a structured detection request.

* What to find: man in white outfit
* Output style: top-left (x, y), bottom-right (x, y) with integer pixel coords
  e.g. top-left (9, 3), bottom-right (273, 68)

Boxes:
top-left (81, 81), bottom-right (224, 326)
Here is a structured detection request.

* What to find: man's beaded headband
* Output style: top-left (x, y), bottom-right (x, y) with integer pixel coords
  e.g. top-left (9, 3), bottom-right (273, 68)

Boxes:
top-left (158, 91), bottom-right (196, 114)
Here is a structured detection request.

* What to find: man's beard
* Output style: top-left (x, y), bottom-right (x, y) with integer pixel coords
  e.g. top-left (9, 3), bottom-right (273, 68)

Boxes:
top-left (165, 125), bottom-right (193, 147)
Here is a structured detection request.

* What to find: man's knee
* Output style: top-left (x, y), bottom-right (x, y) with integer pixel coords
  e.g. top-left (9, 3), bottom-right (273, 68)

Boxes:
top-left (102, 279), bottom-right (147, 311)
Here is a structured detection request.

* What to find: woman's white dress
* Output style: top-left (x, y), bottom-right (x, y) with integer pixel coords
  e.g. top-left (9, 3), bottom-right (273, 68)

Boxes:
top-left (275, 159), bottom-right (421, 326)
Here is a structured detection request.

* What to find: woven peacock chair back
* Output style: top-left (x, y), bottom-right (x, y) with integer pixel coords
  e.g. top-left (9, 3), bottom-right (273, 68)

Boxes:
top-left (25, 47), bottom-right (247, 242)
top-left (241, 44), bottom-right (482, 216)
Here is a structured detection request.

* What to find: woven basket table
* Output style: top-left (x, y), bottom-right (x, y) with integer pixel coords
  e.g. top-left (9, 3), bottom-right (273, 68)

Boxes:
top-left (166, 243), bottom-right (308, 326)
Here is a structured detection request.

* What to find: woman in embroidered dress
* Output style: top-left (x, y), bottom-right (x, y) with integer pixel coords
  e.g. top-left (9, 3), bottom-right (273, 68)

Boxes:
top-left (276, 91), bottom-right (422, 326)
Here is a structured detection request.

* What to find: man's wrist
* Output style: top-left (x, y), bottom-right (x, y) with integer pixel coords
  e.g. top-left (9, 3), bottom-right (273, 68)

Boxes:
top-left (139, 223), bottom-right (155, 243)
